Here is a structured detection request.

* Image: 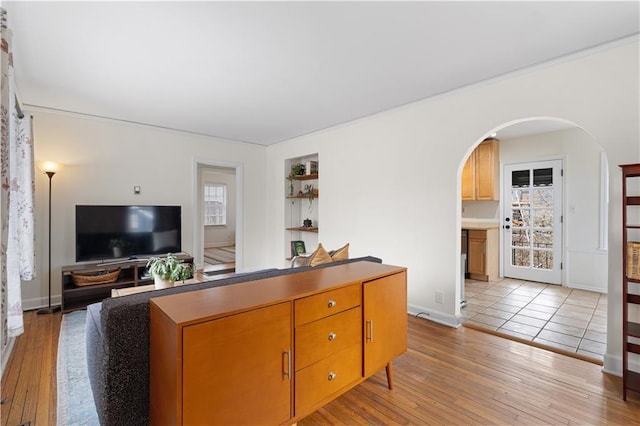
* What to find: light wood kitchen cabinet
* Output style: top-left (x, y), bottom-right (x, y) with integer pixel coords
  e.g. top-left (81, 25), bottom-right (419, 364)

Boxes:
top-left (363, 271), bottom-right (408, 379)
top-left (467, 229), bottom-right (499, 281)
top-left (462, 139), bottom-right (499, 201)
top-left (149, 261), bottom-right (407, 425)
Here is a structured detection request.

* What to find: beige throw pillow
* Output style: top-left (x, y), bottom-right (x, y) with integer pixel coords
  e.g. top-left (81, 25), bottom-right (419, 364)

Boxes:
top-left (330, 243), bottom-right (349, 261)
top-left (309, 243), bottom-right (333, 267)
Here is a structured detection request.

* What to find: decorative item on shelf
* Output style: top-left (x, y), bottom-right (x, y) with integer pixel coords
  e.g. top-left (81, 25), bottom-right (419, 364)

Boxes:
top-left (290, 163), bottom-right (305, 176)
top-left (303, 218), bottom-right (312, 228)
top-left (72, 268), bottom-right (121, 287)
top-left (627, 241), bottom-right (640, 279)
top-left (303, 184), bottom-right (316, 212)
top-left (287, 163), bottom-right (305, 196)
top-left (146, 253), bottom-right (192, 289)
top-left (290, 240), bottom-right (306, 257)
top-left (305, 160), bottom-right (318, 175)
top-left (37, 160), bottom-right (63, 314)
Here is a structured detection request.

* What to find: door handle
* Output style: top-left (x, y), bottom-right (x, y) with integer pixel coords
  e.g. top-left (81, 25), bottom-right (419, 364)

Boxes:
top-left (283, 350), bottom-right (291, 379)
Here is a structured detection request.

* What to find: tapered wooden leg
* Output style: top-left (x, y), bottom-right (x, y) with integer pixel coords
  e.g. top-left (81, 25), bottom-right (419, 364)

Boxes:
top-left (385, 362), bottom-right (394, 390)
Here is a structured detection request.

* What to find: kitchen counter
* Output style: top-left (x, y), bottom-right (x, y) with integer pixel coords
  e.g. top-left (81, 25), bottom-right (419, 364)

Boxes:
top-left (461, 220), bottom-right (500, 230)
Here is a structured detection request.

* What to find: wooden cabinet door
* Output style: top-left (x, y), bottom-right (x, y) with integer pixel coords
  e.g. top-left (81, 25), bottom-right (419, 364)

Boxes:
top-left (461, 151), bottom-right (476, 200)
top-left (363, 271), bottom-right (407, 377)
top-left (182, 302), bottom-right (292, 425)
top-left (475, 139), bottom-right (498, 200)
top-left (467, 230), bottom-right (487, 276)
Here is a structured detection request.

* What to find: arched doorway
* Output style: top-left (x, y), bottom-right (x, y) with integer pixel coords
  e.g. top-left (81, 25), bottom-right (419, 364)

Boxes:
top-left (459, 118), bottom-right (609, 363)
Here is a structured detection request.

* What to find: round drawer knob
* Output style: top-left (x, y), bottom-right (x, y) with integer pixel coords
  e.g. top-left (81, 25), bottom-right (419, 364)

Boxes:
top-left (328, 372), bottom-right (337, 381)
top-left (328, 332), bottom-right (336, 341)
top-left (328, 300), bottom-right (337, 308)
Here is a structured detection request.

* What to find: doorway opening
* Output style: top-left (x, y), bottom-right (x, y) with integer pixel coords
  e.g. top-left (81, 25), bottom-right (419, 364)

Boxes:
top-left (459, 118), bottom-right (609, 363)
top-left (194, 161), bottom-right (243, 275)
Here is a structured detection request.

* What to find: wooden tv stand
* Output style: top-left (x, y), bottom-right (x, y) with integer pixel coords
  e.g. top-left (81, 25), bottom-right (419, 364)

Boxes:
top-left (60, 253), bottom-right (193, 312)
top-left (149, 261), bottom-right (407, 425)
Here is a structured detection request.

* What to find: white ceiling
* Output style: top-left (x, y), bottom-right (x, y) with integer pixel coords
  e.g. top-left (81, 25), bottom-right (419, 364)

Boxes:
top-left (4, 1), bottom-right (639, 145)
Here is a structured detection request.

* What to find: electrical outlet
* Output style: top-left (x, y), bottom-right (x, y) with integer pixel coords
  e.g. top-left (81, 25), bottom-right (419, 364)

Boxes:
top-left (435, 290), bottom-right (444, 304)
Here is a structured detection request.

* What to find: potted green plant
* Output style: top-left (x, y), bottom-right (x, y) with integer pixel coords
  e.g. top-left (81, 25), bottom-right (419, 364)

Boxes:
top-left (287, 163), bottom-right (306, 196)
top-left (290, 163), bottom-right (305, 176)
top-left (303, 183), bottom-right (317, 212)
top-left (146, 253), bottom-right (192, 289)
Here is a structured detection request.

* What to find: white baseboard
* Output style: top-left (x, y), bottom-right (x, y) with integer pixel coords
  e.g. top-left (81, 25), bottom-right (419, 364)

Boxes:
top-left (604, 352), bottom-right (640, 377)
top-left (21, 294), bottom-right (62, 311)
top-left (565, 282), bottom-right (607, 294)
top-left (603, 353), bottom-right (622, 376)
top-left (1, 337), bottom-right (16, 380)
top-left (407, 304), bottom-right (460, 328)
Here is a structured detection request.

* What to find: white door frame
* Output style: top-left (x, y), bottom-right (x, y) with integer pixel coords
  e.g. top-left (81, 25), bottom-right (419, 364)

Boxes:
top-left (501, 159), bottom-right (563, 284)
top-left (193, 158), bottom-right (244, 271)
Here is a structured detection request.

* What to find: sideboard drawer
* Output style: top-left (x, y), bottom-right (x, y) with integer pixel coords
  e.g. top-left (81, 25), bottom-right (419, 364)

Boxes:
top-left (295, 306), bottom-right (362, 371)
top-left (294, 284), bottom-right (361, 326)
top-left (295, 344), bottom-right (362, 415)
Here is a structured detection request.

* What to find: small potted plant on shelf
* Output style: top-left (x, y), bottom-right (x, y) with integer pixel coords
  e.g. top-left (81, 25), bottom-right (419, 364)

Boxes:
top-left (290, 163), bottom-right (305, 176)
top-left (287, 163), bottom-right (306, 196)
top-left (146, 253), bottom-right (192, 289)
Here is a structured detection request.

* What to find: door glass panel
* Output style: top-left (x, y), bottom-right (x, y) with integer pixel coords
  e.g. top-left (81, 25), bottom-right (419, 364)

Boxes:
top-left (512, 248), bottom-right (530, 267)
top-left (511, 229), bottom-right (530, 247)
top-left (512, 209), bottom-right (530, 227)
top-left (533, 209), bottom-right (552, 228)
top-left (512, 170), bottom-right (530, 187)
top-left (512, 189), bottom-right (530, 207)
top-left (533, 168), bottom-right (553, 186)
top-left (533, 230), bottom-right (553, 248)
top-left (533, 250), bottom-right (553, 270)
top-left (532, 187), bottom-right (553, 207)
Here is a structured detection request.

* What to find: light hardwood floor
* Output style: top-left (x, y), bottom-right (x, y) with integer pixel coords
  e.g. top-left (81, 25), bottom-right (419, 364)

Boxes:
top-left (2, 310), bottom-right (639, 425)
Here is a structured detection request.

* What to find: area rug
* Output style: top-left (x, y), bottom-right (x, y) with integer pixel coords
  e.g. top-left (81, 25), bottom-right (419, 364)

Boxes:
top-left (57, 310), bottom-right (99, 425)
top-left (204, 245), bottom-right (236, 264)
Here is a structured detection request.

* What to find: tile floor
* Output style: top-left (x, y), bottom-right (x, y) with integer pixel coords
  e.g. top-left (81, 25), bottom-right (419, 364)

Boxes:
top-left (461, 278), bottom-right (607, 362)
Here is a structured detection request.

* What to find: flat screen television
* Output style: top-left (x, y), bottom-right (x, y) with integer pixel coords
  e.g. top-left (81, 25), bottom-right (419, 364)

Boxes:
top-left (76, 205), bottom-right (182, 262)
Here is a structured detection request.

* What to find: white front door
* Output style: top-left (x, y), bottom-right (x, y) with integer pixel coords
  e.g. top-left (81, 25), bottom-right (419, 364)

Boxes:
top-left (503, 160), bottom-right (563, 284)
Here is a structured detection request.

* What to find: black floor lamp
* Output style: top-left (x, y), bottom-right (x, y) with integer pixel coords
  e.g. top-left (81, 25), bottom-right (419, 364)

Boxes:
top-left (37, 161), bottom-right (61, 315)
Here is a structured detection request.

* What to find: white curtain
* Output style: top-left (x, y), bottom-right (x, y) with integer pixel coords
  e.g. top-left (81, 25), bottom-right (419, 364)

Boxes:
top-left (1, 8), bottom-right (36, 341)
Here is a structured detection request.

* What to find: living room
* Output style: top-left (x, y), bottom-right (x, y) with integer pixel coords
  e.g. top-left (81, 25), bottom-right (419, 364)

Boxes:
top-left (2, 1), bottom-right (639, 423)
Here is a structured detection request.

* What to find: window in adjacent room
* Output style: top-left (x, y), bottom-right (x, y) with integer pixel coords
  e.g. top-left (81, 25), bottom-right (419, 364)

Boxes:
top-left (204, 183), bottom-right (227, 225)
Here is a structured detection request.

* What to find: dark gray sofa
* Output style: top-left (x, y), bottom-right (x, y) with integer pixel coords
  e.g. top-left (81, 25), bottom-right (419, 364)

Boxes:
top-left (85, 256), bottom-right (382, 426)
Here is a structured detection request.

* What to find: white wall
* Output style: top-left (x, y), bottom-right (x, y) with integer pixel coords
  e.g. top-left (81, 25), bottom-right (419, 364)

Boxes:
top-left (266, 39), bottom-right (639, 374)
top-left (200, 167), bottom-right (236, 247)
top-left (23, 111), bottom-right (267, 309)
top-left (500, 127), bottom-right (607, 292)
top-left (462, 200), bottom-right (499, 220)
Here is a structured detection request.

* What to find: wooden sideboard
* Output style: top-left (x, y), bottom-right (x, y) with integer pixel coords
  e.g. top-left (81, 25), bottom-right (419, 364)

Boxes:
top-left (149, 261), bottom-right (407, 425)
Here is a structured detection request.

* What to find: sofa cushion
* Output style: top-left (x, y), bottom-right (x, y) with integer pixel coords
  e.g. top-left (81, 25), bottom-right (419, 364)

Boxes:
top-left (329, 243), bottom-right (349, 261)
top-left (308, 243), bottom-right (333, 266)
